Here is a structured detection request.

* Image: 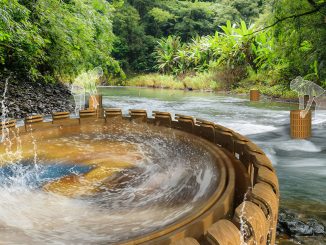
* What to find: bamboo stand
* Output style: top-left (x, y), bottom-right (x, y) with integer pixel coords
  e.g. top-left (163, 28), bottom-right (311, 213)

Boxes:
top-left (290, 110), bottom-right (312, 139)
top-left (250, 89), bottom-right (260, 101)
top-left (89, 94), bottom-right (104, 118)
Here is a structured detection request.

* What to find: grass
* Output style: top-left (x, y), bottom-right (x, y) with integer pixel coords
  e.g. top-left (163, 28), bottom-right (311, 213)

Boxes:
top-left (234, 70), bottom-right (298, 99)
top-left (125, 72), bottom-right (221, 90)
top-left (124, 71), bottom-right (298, 100)
top-left (234, 84), bottom-right (297, 99)
top-left (126, 74), bottom-right (184, 89)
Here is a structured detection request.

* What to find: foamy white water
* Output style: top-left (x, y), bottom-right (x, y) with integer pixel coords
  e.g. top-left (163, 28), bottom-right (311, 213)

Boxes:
top-left (99, 87), bottom-right (326, 205)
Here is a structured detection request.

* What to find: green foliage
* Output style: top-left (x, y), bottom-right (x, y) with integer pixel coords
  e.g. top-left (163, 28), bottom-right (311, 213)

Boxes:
top-left (0, 0), bottom-right (124, 83)
top-left (270, 0), bottom-right (326, 83)
top-left (126, 72), bottom-right (221, 90)
top-left (153, 0), bottom-right (326, 94)
top-left (154, 19), bottom-right (258, 84)
top-left (0, 0), bottom-right (45, 80)
top-left (1, 0), bottom-right (324, 96)
top-left (212, 20), bottom-right (253, 69)
top-left (222, 0), bottom-right (264, 22)
top-left (112, 3), bottom-right (155, 72)
top-left (149, 7), bottom-right (175, 23)
top-left (145, 1), bottom-right (241, 41)
top-left (1, 0), bottom-right (269, 78)
top-left (155, 36), bottom-right (182, 74)
top-left (36, 0), bottom-right (123, 81)
top-left (119, 0), bottom-right (266, 72)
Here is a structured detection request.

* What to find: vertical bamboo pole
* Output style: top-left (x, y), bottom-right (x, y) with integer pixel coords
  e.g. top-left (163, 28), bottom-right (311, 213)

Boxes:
top-left (290, 110), bottom-right (312, 139)
top-left (250, 90), bottom-right (260, 101)
top-left (89, 94), bottom-right (103, 118)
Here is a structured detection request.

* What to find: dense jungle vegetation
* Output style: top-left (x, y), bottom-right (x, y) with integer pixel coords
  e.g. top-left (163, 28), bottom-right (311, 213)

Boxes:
top-left (1, 0), bottom-right (326, 97)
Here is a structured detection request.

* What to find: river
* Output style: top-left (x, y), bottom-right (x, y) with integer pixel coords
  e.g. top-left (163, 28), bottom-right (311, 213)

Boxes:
top-left (99, 87), bottom-right (326, 223)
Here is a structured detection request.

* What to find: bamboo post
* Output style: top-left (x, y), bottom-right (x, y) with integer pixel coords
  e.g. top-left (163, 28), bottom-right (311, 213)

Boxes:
top-left (250, 89), bottom-right (260, 101)
top-left (89, 94), bottom-right (104, 118)
top-left (89, 94), bottom-right (102, 109)
top-left (290, 110), bottom-right (312, 139)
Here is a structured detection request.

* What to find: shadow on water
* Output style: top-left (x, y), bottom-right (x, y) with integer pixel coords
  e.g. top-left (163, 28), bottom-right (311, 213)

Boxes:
top-left (0, 162), bottom-right (93, 188)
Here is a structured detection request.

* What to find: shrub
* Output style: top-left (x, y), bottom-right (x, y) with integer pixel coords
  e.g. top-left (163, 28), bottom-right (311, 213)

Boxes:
top-left (126, 72), bottom-right (221, 90)
top-left (126, 74), bottom-right (184, 89)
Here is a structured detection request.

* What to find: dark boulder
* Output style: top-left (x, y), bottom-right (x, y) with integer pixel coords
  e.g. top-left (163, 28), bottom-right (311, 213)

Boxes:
top-left (278, 209), bottom-right (325, 237)
top-left (0, 75), bottom-right (73, 119)
top-left (307, 219), bottom-right (325, 235)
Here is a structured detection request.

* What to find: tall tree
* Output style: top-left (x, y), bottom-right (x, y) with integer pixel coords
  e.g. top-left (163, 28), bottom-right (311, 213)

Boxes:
top-left (0, 0), bottom-right (45, 80)
top-left (112, 4), bottom-right (156, 72)
top-left (270, 0), bottom-right (326, 83)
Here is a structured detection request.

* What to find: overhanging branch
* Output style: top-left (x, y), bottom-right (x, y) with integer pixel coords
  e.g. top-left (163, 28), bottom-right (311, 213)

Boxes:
top-left (307, 0), bottom-right (319, 8)
top-left (247, 1), bottom-right (326, 35)
top-left (0, 43), bottom-right (15, 50)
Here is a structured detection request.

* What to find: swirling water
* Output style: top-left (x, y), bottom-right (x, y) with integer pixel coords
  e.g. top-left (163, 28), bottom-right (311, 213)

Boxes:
top-left (0, 123), bottom-right (219, 243)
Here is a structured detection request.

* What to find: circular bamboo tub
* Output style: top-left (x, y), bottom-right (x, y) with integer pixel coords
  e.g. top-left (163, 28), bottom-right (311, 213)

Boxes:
top-left (0, 109), bottom-right (279, 245)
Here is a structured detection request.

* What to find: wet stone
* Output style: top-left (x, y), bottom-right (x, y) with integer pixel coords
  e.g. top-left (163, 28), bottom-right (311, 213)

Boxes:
top-left (278, 209), bottom-right (326, 237)
top-left (0, 75), bottom-right (73, 119)
top-left (306, 219), bottom-right (325, 235)
top-left (287, 220), bottom-right (313, 236)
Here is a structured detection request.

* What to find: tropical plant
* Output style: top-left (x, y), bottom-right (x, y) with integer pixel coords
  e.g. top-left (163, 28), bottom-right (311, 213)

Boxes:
top-left (154, 36), bottom-right (182, 74)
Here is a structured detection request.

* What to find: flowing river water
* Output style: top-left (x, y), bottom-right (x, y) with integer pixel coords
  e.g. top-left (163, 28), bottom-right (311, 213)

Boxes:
top-left (99, 87), bottom-right (326, 225)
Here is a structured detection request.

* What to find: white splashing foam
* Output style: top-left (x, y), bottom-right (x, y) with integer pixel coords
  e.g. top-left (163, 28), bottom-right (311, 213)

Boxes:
top-left (275, 140), bottom-right (322, 152)
top-left (223, 122), bottom-right (278, 135)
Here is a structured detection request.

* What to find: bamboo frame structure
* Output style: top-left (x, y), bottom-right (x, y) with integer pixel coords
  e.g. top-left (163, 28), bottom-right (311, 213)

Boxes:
top-left (0, 109), bottom-right (279, 245)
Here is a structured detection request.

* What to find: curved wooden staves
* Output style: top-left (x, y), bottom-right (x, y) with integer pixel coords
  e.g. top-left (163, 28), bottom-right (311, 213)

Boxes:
top-left (0, 108), bottom-right (279, 245)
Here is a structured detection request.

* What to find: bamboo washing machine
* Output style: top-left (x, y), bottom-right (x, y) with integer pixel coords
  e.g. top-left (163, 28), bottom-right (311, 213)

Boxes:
top-left (0, 107), bottom-right (279, 244)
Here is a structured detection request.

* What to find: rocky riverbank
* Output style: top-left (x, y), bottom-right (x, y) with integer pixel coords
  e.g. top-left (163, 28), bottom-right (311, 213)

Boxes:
top-left (277, 208), bottom-right (325, 244)
top-left (0, 75), bottom-right (74, 119)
